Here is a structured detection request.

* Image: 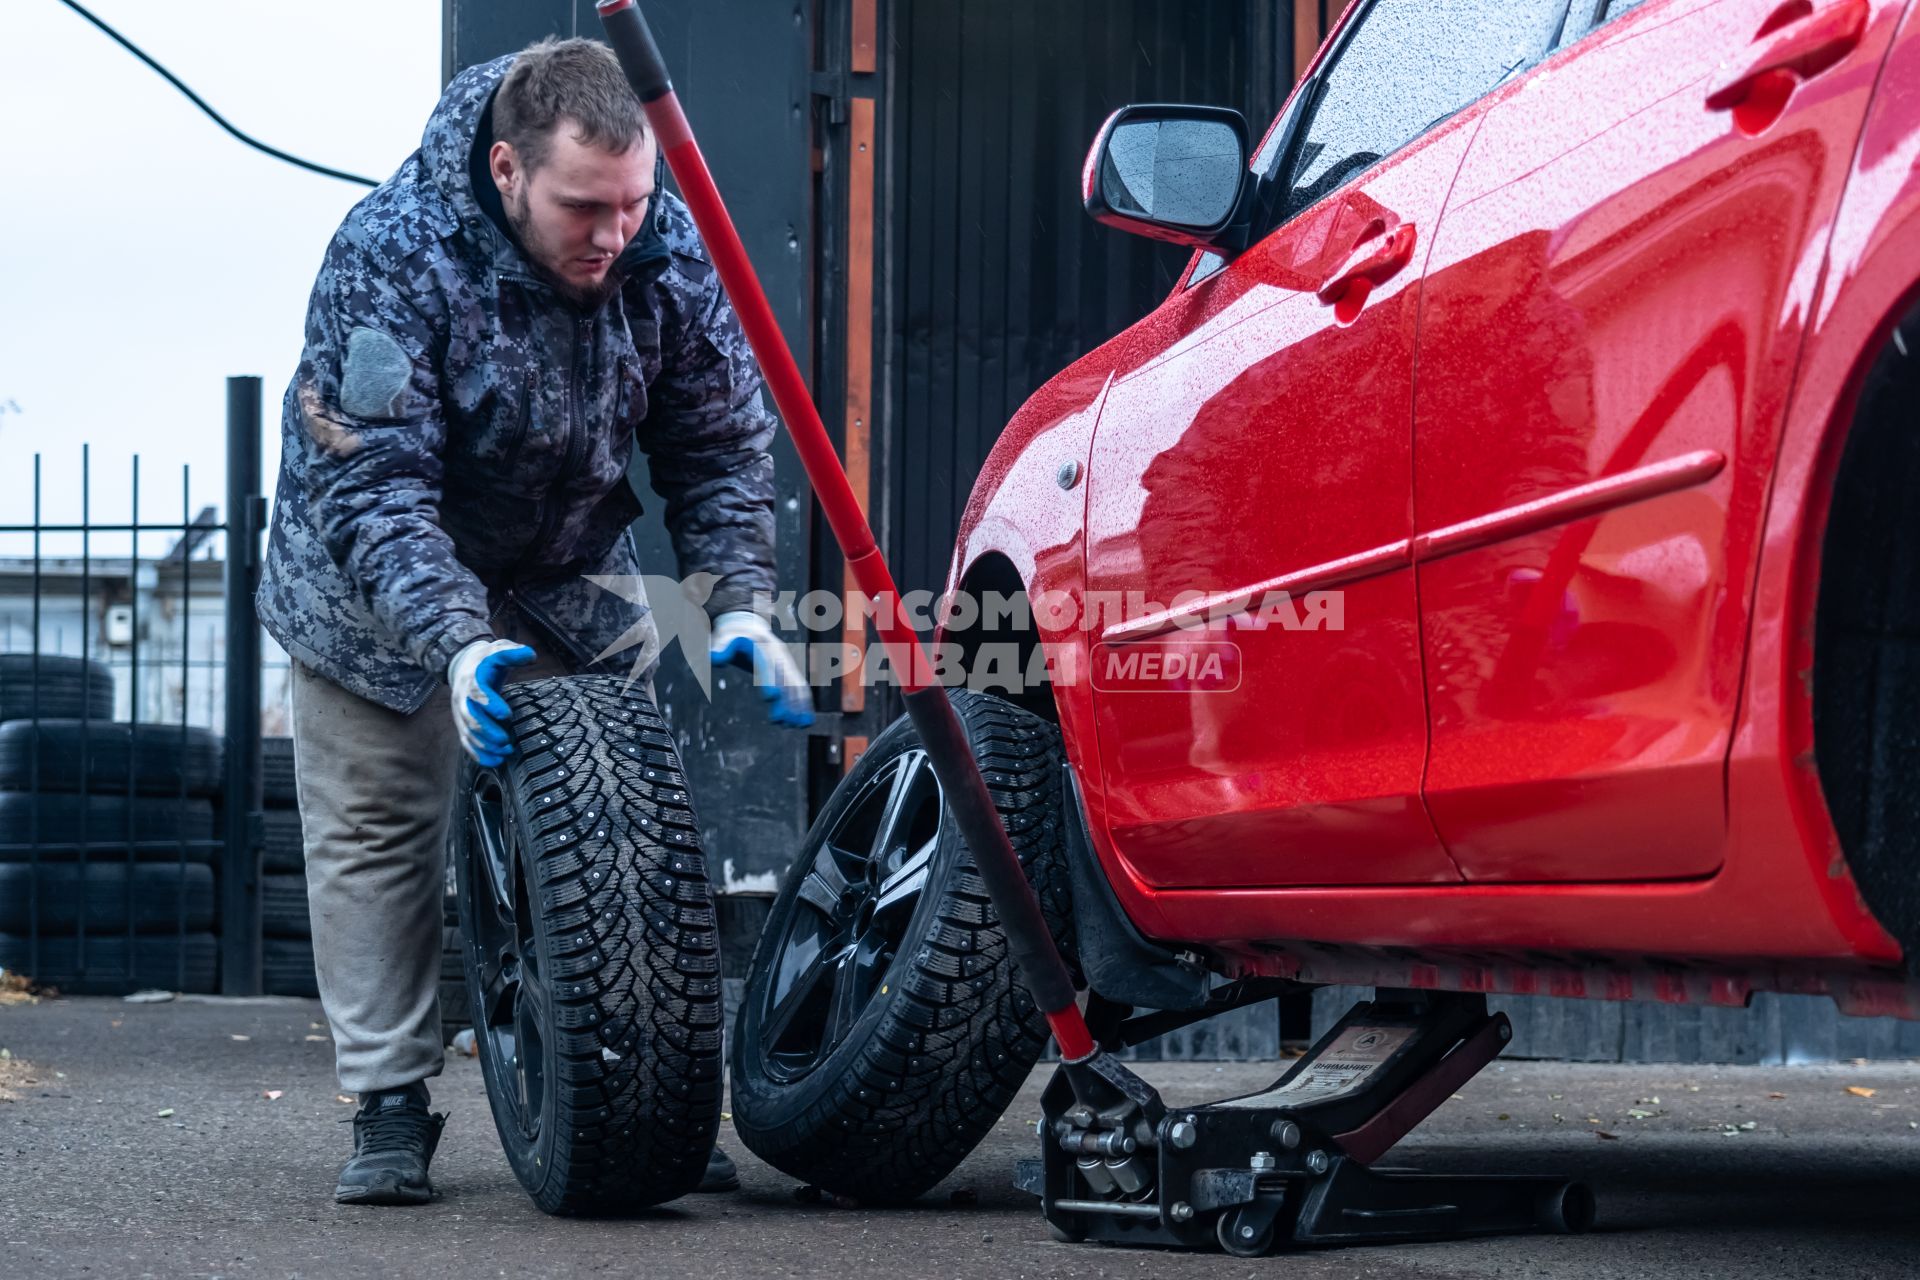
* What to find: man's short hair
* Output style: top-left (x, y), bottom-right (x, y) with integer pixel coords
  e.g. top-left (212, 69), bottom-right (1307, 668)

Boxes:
top-left (493, 37), bottom-right (648, 173)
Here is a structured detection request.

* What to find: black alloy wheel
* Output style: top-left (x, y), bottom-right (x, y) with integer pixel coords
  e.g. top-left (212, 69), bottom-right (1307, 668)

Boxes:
top-left (731, 689), bottom-right (1073, 1203)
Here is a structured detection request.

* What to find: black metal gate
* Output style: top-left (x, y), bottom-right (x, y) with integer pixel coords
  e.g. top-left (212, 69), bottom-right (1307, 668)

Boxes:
top-left (0, 377), bottom-right (267, 996)
top-left (864, 0), bottom-right (1287, 607)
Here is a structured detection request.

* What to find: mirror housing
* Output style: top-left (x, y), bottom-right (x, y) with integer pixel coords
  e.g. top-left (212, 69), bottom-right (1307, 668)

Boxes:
top-left (1082, 104), bottom-right (1253, 253)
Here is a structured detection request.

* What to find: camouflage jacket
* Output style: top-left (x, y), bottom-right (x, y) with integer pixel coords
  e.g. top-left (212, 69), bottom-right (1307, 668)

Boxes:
top-left (258, 54), bottom-right (778, 713)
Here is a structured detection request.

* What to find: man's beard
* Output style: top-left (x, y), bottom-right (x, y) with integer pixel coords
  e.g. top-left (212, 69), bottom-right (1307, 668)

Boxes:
top-left (505, 190), bottom-right (622, 311)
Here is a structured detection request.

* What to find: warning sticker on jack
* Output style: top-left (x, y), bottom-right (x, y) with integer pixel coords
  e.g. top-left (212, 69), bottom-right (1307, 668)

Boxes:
top-left (1215, 1025), bottom-right (1416, 1109)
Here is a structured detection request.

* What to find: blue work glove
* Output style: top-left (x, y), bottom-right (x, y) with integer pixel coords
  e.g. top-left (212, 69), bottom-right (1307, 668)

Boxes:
top-left (709, 611), bottom-right (814, 728)
top-left (448, 639), bottom-right (538, 766)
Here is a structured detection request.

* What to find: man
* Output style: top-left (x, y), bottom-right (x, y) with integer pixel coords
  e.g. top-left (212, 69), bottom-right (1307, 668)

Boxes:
top-left (258, 36), bottom-right (812, 1206)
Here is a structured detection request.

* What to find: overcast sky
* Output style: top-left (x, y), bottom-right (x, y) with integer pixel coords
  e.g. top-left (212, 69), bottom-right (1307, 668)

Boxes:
top-left (0, 1), bottom-right (442, 552)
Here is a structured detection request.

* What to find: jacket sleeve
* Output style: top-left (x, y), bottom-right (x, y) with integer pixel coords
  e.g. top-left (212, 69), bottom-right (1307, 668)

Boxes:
top-left (635, 262), bottom-right (780, 618)
top-left (290, 239), bottom-right (494, 676)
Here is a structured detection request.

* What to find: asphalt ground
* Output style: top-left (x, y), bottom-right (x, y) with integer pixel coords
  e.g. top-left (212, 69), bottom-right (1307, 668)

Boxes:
top-left (2, 995), bottom-right (1918, 1279)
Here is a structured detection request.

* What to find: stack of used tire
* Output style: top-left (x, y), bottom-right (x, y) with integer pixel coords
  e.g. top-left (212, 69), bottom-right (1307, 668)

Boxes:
top-left (258, 737), bottom-right (319, 997)
top-left (0, 655), bottom-right (223, 994)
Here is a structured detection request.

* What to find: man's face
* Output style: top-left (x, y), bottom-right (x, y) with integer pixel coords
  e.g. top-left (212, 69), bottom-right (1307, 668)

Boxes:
top-left (490, 124), bottom-right (657, 306)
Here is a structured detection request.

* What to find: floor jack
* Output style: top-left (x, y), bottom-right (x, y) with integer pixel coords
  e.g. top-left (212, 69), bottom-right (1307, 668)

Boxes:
top-left (594, 1), bottom-right (1592, 1256)
top-left (1016, 989), bottom-right (1593, 1255)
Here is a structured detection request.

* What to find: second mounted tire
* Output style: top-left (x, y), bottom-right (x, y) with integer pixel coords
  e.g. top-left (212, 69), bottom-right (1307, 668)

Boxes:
top-left (730, 689), bottom-right (1071, 1203)
top-left (452, 675), bottom-right (723, 1215)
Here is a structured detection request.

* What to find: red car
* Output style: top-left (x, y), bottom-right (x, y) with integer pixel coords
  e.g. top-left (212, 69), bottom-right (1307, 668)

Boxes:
top-left (730, 0), bottom-right (1920, 1217)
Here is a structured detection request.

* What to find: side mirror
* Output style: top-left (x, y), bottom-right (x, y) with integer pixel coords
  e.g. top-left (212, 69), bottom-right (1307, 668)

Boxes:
top-left (1082, 104), bottom-right (1252, 252)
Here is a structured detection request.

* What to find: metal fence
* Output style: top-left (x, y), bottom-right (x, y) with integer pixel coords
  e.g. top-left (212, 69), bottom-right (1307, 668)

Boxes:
top-left (0, 376), bottom-right (266, 996)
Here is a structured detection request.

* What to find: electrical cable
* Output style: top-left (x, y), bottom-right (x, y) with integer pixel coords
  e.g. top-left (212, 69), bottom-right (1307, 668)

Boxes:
top-left (55, 0), bottom-right (379, 188)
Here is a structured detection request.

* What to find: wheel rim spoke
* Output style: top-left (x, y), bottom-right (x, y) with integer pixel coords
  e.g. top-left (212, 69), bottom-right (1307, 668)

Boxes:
top-left (763, 940), bottom-right (835, 1050)
top-left (872, 837), bottom-right (934, 918)
top-left (822, 936), bottom-right (882, 1049)
top-left (468, 779), bottom-right (516, 930)
top-left (795, 846), bottom-right (851, 919)
top-left (868, 750), bottom-right (929, 865)
top-left (513, 976), bottom-right (547, 1137)
top-left (478, 937), bottom-right (518, 1024)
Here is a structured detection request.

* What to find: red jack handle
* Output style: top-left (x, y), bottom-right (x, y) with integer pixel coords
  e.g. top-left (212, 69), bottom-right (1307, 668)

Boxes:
top-left (596, 0), bottom-right (1094, 1063)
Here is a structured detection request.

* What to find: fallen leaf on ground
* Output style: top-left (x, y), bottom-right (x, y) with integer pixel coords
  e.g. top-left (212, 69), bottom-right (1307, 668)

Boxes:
top-left (262, 1090), bottom-right (283, 1101)
top-left (229, 1035), bottom-right (250, 1042)
top-left (1635, 1096), bottom-right (1661, 1106)
top-left (1627, 1108), bottom-right (1657, 1119)
top-left (303, 1035), bottom-right (328, 1042)
top-left (1497, 1113), bottom-right (1511, 1121)
top-left (0, 971), bottom-right (45, 1006)
top-left (1846, 1086), bottom-right (1877, 1098)
top-left (155, 1108), bottom-right (174, 1118)
top-left (335, 1095), bottom-right (354, 1105)
top-left (1595, 1130), bottom-right (1619, 1140)
top-left (1767, 1092), bottom-right (1786, 1100)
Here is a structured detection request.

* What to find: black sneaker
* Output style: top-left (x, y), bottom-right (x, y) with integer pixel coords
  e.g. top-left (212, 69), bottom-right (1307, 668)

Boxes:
top-left (698, 1145), bottom-right (740, 1193)
top-left (335, 1083), bottom-right (447, 1206)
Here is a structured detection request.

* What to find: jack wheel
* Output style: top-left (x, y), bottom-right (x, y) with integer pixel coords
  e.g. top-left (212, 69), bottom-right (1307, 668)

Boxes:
top-left (1216, 1208), bottom-right (1276, 1257)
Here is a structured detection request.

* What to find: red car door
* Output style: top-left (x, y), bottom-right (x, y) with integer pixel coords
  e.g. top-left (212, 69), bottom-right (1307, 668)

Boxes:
top-left (1080, 0), bottom-right (1571, 889)
top-left (1413, 0), bottom-right (1904, 881)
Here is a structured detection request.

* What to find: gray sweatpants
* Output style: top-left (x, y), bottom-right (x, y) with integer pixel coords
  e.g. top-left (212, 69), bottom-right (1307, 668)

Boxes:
top-left (290, 640), bottom-right (571, 1095)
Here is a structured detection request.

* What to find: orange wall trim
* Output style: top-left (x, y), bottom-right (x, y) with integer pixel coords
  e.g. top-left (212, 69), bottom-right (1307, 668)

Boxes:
top-left (1294, 0), bottom-right (1321, 81)
top-left (852, 0), bottom-right (877, 74)
top-left (839, 95), bottom-right (877, 716)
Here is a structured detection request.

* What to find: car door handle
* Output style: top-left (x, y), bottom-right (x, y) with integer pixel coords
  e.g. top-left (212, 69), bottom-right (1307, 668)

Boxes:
top-left (1706, 0), bottom-right (1867, 114)
top-left (1316, 221), bottom-right (1418, 307)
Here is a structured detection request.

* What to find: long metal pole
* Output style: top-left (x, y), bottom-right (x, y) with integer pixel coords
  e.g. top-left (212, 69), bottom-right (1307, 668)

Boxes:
top-left (220, 376), bottom-right (264, 995)
top-left (596, 0), bottom-right (1093, 1062)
